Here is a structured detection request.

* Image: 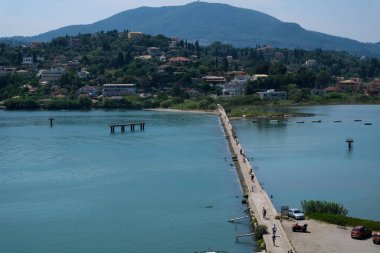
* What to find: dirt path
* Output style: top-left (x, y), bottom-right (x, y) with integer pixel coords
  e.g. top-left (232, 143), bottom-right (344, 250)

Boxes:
top-left (282, 219), bottom-right (379, 253)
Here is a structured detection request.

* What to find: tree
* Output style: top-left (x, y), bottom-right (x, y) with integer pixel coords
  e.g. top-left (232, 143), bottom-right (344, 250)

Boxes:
top-left (316, 71), bottom-right (332, 89)
top-left (79, 96), bottom-right (92, 108)
top-left (223, 57), bottom-right (229, 72)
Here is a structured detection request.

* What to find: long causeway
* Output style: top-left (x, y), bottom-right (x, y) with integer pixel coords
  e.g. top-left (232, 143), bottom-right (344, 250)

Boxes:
top-left (218, 106), bottom-right (294, 253)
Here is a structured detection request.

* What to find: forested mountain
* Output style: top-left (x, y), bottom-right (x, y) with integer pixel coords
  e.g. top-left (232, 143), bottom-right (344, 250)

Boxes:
top-left (2, 2), bottom-right (380, 58)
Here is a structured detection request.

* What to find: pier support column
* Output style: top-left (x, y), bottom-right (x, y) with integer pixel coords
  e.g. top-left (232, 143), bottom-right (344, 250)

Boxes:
top-left (346, 138), bottom-right (354, 149)
top-left (49, 118), bottom-right (54, 127)
top-left (121, 126), bottom-right (125, 133)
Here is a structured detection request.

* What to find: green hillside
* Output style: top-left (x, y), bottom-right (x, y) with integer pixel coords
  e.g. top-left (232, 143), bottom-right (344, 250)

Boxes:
top-left (2, 2), bottom-right (380, 57)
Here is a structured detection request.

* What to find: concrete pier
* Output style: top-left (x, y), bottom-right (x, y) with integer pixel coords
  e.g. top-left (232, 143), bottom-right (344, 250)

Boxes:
top-left (218, 105), bottom-right (294, 253)
top-left (109, 122), bottom-right (146, 134)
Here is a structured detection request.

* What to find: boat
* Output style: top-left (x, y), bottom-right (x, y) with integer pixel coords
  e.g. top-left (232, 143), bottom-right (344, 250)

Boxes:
top-left (364, 123), bottom-right (372, 125)
top-left (312, 120), bottom-right (322, 123)
top-left (334, 120), bottom-right (342, 123)
top-left (269, 119), bottom-right (278, 124)
top-left (297, 121), bottom-right (304, 124)
top-left (354, 119), bottom-right (362, 122)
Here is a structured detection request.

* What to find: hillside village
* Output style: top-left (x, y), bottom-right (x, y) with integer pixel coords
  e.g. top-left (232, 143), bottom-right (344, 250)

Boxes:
top-left (0, 30), bottom-right (380, 110)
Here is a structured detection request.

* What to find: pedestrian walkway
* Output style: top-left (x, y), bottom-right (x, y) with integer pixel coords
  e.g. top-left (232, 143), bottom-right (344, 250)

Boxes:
top-left (218, 106), bottom-right (294, 253)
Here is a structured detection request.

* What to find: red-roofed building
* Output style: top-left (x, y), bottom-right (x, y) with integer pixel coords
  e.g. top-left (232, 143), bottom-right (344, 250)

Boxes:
top-left (323, 86), bottom-right (338, 92)
top-left (366, 80), bottom-right (380, 96)
top-left (337, 80), bottom-right (360, 92)
top-left (169, 57), bottom-right (190, 64)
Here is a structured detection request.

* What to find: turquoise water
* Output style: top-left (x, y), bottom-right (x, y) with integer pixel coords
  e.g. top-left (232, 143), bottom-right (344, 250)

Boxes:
top-left (0, 110), bottom-right (253, 253)
top-left (233, 105), bottom-right (380, 220)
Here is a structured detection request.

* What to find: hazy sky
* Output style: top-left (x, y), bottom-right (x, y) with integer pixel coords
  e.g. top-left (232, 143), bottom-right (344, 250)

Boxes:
top-left (1, 0), bottom-right (379, 42)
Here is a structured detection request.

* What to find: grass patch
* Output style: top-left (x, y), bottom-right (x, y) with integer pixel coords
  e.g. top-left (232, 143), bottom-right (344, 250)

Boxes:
top-left (307, 213), bottom-right (380, 231)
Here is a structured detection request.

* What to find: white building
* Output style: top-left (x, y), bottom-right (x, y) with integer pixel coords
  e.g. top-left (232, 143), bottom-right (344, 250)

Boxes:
top-left (40, 67), bottom-right (66, 82)
top-left (233, 74), bottom-right (251, 84)
top-left (223, 81), bottom-right (244, 96)
top-left (77, 69), bottom-right (90, 79)
top-left (23, 57), bottom-right (33, 65)
top-left (305, 59), bottom-right (317, 68)
top-left (102, 84), bottom-right (136, 97)
top-left (257, 89), bottom-right (287, 100)
top-left (252, 74), bottom-right (269, 81)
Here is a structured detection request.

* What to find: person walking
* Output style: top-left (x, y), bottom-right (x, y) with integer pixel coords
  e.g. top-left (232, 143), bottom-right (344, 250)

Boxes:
top-left (272, 224), bottom-right (277, 236)
top-left (272, 234), bottom-right (276, 246)
top-left (262, 207), bottom-right (267, 219)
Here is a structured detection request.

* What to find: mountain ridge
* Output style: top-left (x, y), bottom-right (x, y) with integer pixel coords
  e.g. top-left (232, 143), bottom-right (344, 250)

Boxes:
top-left (2, 2), bottom-right (380, 57)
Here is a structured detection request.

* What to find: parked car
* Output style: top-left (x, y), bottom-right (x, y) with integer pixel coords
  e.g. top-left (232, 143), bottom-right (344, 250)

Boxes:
top-left (288, 208), bottom-right (305, 220)
top-left (351, 226), bottom-right (372, 239)
top-left (373, 231), bottom-right (380, 244)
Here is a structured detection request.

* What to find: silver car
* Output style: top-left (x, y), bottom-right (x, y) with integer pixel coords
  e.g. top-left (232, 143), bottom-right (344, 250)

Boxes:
top-left (288, 208), bottom-right (305, 220)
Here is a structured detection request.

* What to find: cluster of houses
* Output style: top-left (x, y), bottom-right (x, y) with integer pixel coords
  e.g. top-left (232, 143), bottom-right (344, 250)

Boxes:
top-left (1, 32), bottom-right (380, 102)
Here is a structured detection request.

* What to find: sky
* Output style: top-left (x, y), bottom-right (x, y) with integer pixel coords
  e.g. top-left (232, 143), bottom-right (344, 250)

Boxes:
top-left (1, 0), bottom-right (379, 43)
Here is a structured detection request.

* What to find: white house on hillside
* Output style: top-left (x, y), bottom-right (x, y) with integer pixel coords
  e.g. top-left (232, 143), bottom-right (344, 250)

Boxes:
top-left (102, 84), bottom-right (136, 97)
top-left (223, 81), bottom-right (244, 96)
top-left (257, 89), bottom-right (287, 100)
top-left (40, 67), bottom-right (66, 82)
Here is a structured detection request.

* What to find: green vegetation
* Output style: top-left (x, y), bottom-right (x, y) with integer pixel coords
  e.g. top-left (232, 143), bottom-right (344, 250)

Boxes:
top-left (3, 2), bottom-right (380, 57)
top-left (4, 97), bottom-right (39, 109)
top-left (301, 200), bottom-right (349, 216)
top-left (254, 224), bottom-right (268, 241)
top-left (307, 213), bottom-right (380, 231)
top-left (0, 30), bottom-right (379, 111)
top-left (301, 200), bottom-right (380, 231)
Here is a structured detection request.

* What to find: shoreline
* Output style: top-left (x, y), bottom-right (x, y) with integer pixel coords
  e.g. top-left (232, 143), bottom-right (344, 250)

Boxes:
top-left (144, 108), bottom-right (219, 115)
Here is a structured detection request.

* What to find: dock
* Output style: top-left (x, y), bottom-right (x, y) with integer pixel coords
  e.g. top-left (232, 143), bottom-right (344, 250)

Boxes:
top-left (109, 122), bottom-right (146, 133)
top-left (218, 105), bottom-right (294, 253)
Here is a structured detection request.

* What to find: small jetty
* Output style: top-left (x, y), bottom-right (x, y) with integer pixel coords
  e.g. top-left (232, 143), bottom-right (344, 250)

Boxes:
top-left (236, 232), bottom-right (255, 242)
top-left (109, 122), bottom-right (146, 133)
top-left (195, 250), bottom-right (228, 253)
top-left (228, 216), bottom-right (249, 223)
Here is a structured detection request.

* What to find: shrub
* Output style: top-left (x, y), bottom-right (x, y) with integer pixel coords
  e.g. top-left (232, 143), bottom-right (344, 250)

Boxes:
top-left (4, 98), bottom-right (39, 109)
top-left (160, 99), bottom-right (172, 108)
top-left (301, 200), bottom-right (348, 216)
top-left (307, 213), bottom-right (380, 231)
top-left (254, 224), bottom-right (268, 240)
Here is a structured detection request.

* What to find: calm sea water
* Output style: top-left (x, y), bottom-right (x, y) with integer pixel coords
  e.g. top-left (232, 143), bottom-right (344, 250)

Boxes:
top-left (232, 105), bottom-right (380, 220)
top-left (0, 110), bottom-right (253, 253)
